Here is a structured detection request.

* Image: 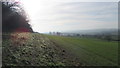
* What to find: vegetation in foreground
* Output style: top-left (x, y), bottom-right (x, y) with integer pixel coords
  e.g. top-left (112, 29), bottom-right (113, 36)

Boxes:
top-left (2, 33), bottom-right (118, 66)
top-left (2, 33), bottom-right (81, 66)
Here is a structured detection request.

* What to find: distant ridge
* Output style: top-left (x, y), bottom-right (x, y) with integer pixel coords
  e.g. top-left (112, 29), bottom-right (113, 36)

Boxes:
top-left (62, 28), bottom-right (119, 35)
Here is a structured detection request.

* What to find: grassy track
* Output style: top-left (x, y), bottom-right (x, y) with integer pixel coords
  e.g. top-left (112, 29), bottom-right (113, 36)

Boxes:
top-left (46, 35), bottom-right (118, 66)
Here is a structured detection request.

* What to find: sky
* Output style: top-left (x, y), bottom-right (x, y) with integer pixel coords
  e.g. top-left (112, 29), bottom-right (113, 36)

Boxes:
top-left (20, 0), bottom-right (118, 33)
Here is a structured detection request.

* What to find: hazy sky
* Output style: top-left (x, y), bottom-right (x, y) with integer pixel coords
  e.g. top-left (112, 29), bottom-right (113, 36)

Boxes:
top-left (21, 0), bottom-right (118, 33)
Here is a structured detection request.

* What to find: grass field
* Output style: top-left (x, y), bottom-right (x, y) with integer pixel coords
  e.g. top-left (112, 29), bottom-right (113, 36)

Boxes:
top-left (46, 35), bottom-right (118, 66)
top-left (2, 33), bottom-right (118, 66)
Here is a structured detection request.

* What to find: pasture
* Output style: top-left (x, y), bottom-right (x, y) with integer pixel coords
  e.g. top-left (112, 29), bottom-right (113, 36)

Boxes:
top-left (46, 35), bottom-right (118, 66)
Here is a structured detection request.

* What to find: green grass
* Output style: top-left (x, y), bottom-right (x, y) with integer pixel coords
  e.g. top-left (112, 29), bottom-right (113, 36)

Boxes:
top-left (2, 33), bottom-right (118, 66)
top-left (46, 35), bottom-right (118, 66)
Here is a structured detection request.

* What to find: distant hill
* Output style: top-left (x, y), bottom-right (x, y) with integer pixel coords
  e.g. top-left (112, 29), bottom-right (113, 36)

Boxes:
top-left (63, 29), bottom-right (119, 35)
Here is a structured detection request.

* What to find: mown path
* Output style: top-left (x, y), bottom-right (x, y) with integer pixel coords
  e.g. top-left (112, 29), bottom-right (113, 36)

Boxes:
top-left (2, 33), bottom-right (81, 66)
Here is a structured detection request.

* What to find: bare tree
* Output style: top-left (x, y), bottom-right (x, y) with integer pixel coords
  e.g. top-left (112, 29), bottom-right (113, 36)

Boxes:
top-left (2, 1), bottom-right (33, 33)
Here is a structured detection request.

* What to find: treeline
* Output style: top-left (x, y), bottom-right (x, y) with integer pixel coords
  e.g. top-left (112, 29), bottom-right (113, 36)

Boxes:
top-left (2, 1), bottom-right (33, 33)
top-left (49, 32), bottom-right (119, 41)
top-left (2, 1), bottom-right (33, 40)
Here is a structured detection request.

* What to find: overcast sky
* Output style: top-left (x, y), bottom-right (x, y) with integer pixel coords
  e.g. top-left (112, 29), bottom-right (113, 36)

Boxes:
top-left (21, 0), bottom-right (118, 33)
